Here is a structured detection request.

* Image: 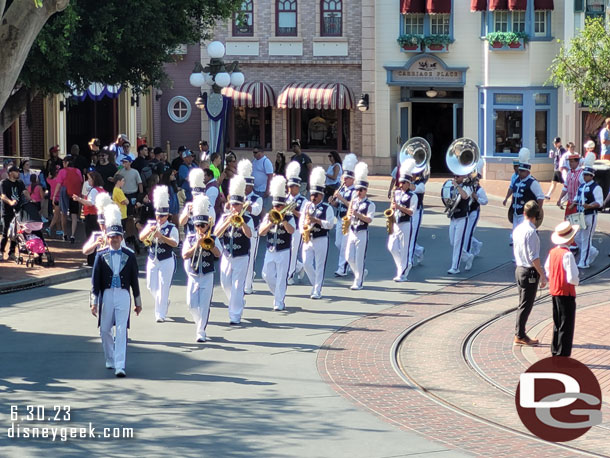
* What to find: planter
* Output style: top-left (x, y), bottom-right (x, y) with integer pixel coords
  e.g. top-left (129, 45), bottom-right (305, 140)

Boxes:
top-left (402, 44), bottom-right (419, 51)
top-left (428, 44), bottom-right (444, 50)
top-left (508, 41), bottom-right (522, 48)
top-left (424, 43), bottom-right (448, 53)
top-left (491, 41), bottom-right (503, 48)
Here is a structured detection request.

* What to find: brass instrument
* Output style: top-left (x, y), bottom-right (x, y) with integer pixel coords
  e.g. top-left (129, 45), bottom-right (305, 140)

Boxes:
top-left (142, 223), bottom-right (158, 247)
top-left (199, 219), bottom-right (215, 251)
top-left (399, 137), bottom-right (431, 174)
top-left (302, 203), bottom-right (315, 243)
top-left (230, 201), bottom-right (251, 227)
top-left (269, 201), bottom-right (297, 225)
top-left (384, 191), bottom-right (395, 235)
top-left (342, 197), bottom-right (358, 235)
top-left (441, 138), bottom-right (481, 217)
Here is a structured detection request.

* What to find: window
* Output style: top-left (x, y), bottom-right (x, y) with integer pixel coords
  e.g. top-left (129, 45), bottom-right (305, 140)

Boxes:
top-left (586, 0), bottom-right (604, 17)
top-left (230, 106), bottom-right (272, 149)
top-left (430, 14), bottom-right (450, 35)
top-left (535, 111), bottom-right (548, 154)
top-left (289, 109), bottom-right (350, 151)
top-left (167, 96), bottom-right (191, 124)
top-left (321, 1), bottom-right (342, 36)
top-left (277, 0), bottom-right (297, 36)
top-left (535, 93), bottom-right (549, 105)
top-left (534, 11), bottom-right (546, 36)
top-left (495, 110), bottom-right (523, 154)
top-left (494, 94), bottom-right (523, 105)
top-left (404, 14), bottom-right (424, 35)
top-left (493, 11), bottom-right (508, 32)
top-left (512, 11), bottom-right (526, 33)
top-left (233, 0), bottom-right (254, 37)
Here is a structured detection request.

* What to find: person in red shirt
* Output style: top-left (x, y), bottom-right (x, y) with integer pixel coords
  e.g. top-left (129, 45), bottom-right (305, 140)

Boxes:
top-left (544, 221), bottom-right (580, 357)
top-left (52, 155), bottom-right (83, 244)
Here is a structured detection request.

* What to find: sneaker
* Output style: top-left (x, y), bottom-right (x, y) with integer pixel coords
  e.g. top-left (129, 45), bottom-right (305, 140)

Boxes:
top-left (287, 276), bottom-right (295, 285)
top-left (298, 267), bottom-right (305, 280)
top-left (156, 318), bottom-right (165, 323)
top-left (196, 335), bottom-right (207, 342)
top-left (447, 268), bottom-right (460, 275)
top-left (393, 275), bottom-right (408, 282)
top-left (544, 194), bottom-right (551, 200)
top-left (577, 264), bottom-right (590, 269)
top-left (590, 249), bottom-right (599, 265)
top-left (464, 253), bottom-right (474, 271)
top-left (514, 336), bottom-right (539, 346)
top-left (56, 230), bottom-right (64, 236)
top-left (334, 270), bottom-right (347, 277)
top-left (273, 304), bottom-right (285, 311)
top-left (229, 320), bottom-right (241, 325)
top-left (350, 284), bottom-right (363, 290)
top-left (244, 288), bottom-right (253, 295)
top-left (115, 368), bottom-right (126, 377)
top-left (70, 236), bottom-right (75, 245)
top-left (310, 293), bottom-right (322, 300)
top-left (105, 361), bottom-right (114, 370)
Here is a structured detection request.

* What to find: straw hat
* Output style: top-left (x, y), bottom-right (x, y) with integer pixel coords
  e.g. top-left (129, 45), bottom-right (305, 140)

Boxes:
top-left (551, 221), bottom-right (579, 245)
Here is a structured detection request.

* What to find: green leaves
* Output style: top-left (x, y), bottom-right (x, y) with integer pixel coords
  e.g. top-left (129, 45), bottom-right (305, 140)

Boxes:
top-left (548, 17), bottom-right (610, 114)
top-left (397, 34), bottom-right (422, 47)
top-left (485, 31), bottom-right (528, 46)
top-left (422, 34), bottom-right (454, 46)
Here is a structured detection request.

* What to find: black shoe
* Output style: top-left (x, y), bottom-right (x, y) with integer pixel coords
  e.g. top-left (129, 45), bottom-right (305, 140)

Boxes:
top-left (63, 235), bottom-right (68, 242)
top-left (70, 236), bottom-right (75, 245)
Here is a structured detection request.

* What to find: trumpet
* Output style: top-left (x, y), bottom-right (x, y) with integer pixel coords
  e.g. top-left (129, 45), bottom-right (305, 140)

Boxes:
top-left (269, 201), bottom-right (297, 225)
top-left (198, 219), bottom-right (215, 251)
top-left (230, 201), bottom-right (251, 227)
top-left (302, 203), bottom-right (315, 243)
top-left (142, 224), bottom-right (158, 247)
top-left (384, 191), bottom-right (395, 235)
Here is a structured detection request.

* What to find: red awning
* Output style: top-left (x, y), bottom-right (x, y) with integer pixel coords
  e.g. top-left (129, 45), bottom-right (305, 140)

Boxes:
top-left (534, 0), bottom-right (554, 10)
top-left (401, 0), bottom-right (425, 14)
top-left (488, 0), bottom-right (508, 10)
top-left (470, 0), bottom-right (487, 11)
top-left (427, 0), bottom-right (452, 13)
top-left (508, 0), bottom-right (527, 10)
top-left (277, 83), bottom-right (355, 110)
top-left (221, 81), bottom-right (275, 108)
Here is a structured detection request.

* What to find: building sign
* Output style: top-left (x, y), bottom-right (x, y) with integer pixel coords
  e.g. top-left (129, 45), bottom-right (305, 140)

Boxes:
top-left (385, 55), bottom-right (467, 87)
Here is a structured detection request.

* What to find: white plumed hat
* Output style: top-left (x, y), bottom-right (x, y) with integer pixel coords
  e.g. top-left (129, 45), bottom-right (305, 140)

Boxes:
top-left (518, 147), bottom-right (531, 171)
top-left (399, 158), bottom-right (416, 183)
top-left (309, 167), bottom-right (327, 195)
top-left (153, 185), bottom-right (170, 215)
top-left (192, 194), bottom-right (211, 224)
top-left (270, 175), bottom-right (287, 205)
top-left (342, 153), bottom-right (358, 178)
top-left (104, 204), bottom-right (123, 237)
top-left (286, 161), bottom-right (301, 186)
top-left (189, 168), bottom-right (206, 195)
top-left (229, 175), bottom-right (247, 204)
top-left (94, 192), bottom-right (112, 224)
top-left (354, 162), bottom-right (369, 190)
top-left (237, 159), bottom-right (254, 185)
top-left (583, 151), bottom-right (596, 176)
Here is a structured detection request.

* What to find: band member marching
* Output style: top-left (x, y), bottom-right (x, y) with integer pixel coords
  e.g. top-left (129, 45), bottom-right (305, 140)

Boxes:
top-left (329, 153), bottom-right (357, 277)
top-left (182, 195), bottom-right (220, 342)
top-left (508, 148), bottom-right (545, 231)
top-left (179, 168), bottom-right (211, 237)
top-left (82, 192), bottom-right (119, 257)
top-left (91, 204), bottom-right (142, 377)
top-left (214, 175), bottom-right (255, 324)
top-left (286, 161), bottom-right (307, 285)
top-left (259, 176), bottom-right (296, 311)
top-left (447, 175), bottom-right (474, 274)
top-left (301, 167), bottom-right (336, 299)
top-left (410, 166), bottom-right (427, 266)
top-left (237, 159), bottom-right (263, 295)
top-left (387, 158), bottom-right (418, 282)
top-left (464, 159), bottom-right (488, 259)
top-left (345, 162), bottom-right (375, 290)
top-left (139, 185), bottom-right (179, 322)
top-left (573, 152), bottom-right (602, 269)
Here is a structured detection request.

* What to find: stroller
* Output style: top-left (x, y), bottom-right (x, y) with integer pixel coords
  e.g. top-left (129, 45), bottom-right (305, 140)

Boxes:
top-left (9, 200), bottom-right (55, 267)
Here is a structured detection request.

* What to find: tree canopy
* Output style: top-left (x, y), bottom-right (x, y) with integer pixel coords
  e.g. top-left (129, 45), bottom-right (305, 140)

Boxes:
top-left (549, 17), bottom-right (610, 115)
top-left (0, 0), bottom-right (242, 131)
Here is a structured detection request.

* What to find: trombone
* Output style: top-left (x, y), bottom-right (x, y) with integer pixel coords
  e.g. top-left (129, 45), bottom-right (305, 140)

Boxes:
top-left (230, 201), bottom-right (251, 227)
top-left (199, 219), bottom-right (215, 251)
top-left (269, 201), bottom-right (297, 225)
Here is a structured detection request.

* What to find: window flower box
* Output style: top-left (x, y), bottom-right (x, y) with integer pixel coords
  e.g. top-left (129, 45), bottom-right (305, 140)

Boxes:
top-left (422, 35), bottom-right (454, 53)
top-left (485, 32), bottom-right (528, 51)
top-left (397, 34), bottom-right (422, 52)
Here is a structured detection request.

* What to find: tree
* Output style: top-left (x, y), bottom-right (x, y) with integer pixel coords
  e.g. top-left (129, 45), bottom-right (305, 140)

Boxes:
top-left (0, 0), bottom-right (242, 132)
top-left (549, 17), bottom-right (610, 115)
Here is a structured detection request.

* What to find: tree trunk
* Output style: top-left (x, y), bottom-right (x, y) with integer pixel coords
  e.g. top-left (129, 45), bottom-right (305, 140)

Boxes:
top-left (0, 86), bottom-right (38, 132)
top-left (0, 0), bottom-right (69, 127)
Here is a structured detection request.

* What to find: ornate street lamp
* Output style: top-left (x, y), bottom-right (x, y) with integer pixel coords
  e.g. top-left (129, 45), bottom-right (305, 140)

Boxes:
top-left (189, 41), bottom-right (245, 157)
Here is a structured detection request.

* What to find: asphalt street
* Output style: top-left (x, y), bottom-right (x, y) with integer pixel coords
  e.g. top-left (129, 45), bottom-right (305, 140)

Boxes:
top-left (0, 184), bottom-right (534, 457)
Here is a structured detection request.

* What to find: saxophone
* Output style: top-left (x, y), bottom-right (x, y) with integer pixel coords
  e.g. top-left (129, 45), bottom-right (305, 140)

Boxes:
top-left (302, 203), bottom-right (314, 243)
top-left (384, 190), bottom-right (395, 235)
top-left (342, 197), bottom-right (356, 235)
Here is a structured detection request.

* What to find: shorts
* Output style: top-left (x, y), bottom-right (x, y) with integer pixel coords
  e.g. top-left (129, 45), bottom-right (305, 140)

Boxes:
top-left (552, 170), bottom-right (564, 184)
top-left (59, 187), bottom-right (79, 214)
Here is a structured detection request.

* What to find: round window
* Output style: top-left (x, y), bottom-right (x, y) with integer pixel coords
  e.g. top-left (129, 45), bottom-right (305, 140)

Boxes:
top-left (167, 96), bottom-right (192, 123)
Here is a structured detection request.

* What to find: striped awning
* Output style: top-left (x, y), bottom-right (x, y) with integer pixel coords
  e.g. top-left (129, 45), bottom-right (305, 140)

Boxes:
top-left (471, 0), bottom-right (552, 10)
top-left (221, 81), bottom-right (275, 108)
top-left (277, 83), bottom-right (355, 110)
top-left (401, 0), bottom-right (451, 14)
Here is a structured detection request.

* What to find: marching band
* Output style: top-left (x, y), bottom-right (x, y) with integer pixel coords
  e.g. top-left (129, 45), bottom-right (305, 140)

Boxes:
top-left (87, 136), bottom-right (608, 376)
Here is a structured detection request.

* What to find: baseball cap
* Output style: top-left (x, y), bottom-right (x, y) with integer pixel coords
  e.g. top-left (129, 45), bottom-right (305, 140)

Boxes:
top-left (121, 156), bottom-right (133, 163)
top-left (182, 149), bottom-right (193, 158)
top-left (8, 166), bottom-right (19, 174)
top-left (63, 155), bottom-right (73, 161)
top-left (50, 145), bottom-right (60, 153)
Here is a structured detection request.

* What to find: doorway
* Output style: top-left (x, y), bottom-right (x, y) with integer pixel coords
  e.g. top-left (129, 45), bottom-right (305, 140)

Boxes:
top-left (66, 97), bottom-right (117, 152)
top-left (411, 102), bottom-right (454, 174)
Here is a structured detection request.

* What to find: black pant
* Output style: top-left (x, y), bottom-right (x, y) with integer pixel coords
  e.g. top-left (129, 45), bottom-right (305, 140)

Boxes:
top-left (515, 266), bottom-right (539, 338)
top-left (1, 213), bottom-right (16, 254)
top-left (84, 214), bottom-right (100, 266)
top-left (552, 295), bottom-right (576, 357)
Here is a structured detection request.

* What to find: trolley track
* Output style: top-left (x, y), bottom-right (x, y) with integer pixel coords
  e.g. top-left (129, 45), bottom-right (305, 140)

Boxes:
top-left (392, 258), bottom-right (610, 457)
